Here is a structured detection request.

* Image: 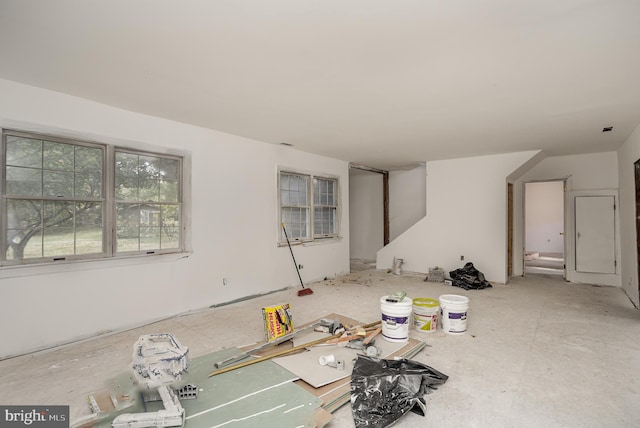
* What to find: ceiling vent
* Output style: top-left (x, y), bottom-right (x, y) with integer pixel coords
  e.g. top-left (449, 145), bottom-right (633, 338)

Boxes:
top-left (602, 126), bottom-right (613, 132)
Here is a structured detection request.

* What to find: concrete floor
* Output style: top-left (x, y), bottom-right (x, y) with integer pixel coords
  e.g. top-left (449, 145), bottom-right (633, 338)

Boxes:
top-left (1, 268), bottom-right (640, 427)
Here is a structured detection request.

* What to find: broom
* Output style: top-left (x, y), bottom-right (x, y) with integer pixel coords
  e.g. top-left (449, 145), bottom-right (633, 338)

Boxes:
top-left (281, 223), bottom-right (313, 296)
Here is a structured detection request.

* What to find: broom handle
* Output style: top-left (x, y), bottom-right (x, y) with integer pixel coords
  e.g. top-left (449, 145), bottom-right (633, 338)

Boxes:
top-left (282, 223), bottom-right (305, 289)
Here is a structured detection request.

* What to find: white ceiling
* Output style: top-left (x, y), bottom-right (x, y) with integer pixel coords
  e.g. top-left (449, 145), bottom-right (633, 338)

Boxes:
top-left (1, 1), bottom-right (640, 170)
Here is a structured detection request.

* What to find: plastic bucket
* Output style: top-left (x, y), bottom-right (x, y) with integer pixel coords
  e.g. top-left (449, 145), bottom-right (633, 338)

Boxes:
top-left (380, 295), bottom-right (413, 342)
top-left (413, 298), bottom-right (439, 333)
top-left (439, 294), bottom-right (469, 335)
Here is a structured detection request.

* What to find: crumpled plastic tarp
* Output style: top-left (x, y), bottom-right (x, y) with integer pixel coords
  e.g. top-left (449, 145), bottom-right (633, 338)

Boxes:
top-left (350, 355), bottom-right (448, 428)
top-left (449, 262), bottom-right (493, 290)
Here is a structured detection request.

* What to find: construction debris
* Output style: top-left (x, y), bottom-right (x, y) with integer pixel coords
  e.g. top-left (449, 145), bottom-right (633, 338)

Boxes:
top-left (112, 333), bottom-right (190, 428)
top-left (425, 266), bottom-right (445, 282)
top-left (449, 262), bottom-right (493, 290)
top-left (82, 314), bottom-right (436, 428)
top-left (351, 356), bottom-right (448, 427)
top-left (392, 257), bottom-right (404, 275)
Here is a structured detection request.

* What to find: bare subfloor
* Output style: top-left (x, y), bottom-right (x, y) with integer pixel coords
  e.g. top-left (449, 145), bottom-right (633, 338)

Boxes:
top-left (1, 269), bottom-right (639, 427)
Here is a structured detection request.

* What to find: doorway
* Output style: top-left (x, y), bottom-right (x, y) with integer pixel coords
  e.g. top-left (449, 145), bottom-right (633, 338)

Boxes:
top-left (348, 164), bottom-right (389, 272)
top-left (524, 180), bottom-right (566, 276)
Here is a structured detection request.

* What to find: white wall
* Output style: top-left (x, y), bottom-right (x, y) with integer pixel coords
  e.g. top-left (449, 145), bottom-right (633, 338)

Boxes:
top-left (378, 151), bottom-right (539, 284)
top-left (349, 164), bottom-right (426, 262)
top-left (525, 181), bottom-right (565, 254)
top-left (513, 152), bottom-right (620, 286)
top-left (349, 170), bottom-right (383, 261)
top-left (389, 164), bottom-right (426, 241)
top-left (0, 79), bottom-right (350, 358)
top-left (617, 123), bottom-right (640, 307)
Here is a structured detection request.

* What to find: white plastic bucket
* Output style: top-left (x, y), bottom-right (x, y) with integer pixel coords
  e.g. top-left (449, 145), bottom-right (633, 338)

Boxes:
top-left (439, 294), bottom-right (469, 335)
top-left (413, 298), bottom-right (439, 333)
top-left (380, 295), bottom-right (413, 342)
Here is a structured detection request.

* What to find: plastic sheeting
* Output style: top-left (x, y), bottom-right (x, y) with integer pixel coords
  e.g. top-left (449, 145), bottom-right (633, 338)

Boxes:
top-left (350, 356), bottom-right (448, 428)
top-left (449, 262), bottom-right (493, 290)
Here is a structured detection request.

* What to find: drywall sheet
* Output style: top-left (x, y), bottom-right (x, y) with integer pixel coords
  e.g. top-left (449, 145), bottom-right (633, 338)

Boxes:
top-left (91, 347), bottom-right (326, 428)
top-left (273, 338), bottom-right (404, 388)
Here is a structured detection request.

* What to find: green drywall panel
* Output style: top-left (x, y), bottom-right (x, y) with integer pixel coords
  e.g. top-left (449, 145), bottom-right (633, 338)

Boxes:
top-left (92, 348), bottom-right (324, 428)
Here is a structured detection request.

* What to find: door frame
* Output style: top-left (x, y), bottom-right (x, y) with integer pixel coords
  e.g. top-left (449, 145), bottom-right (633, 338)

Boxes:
top-left (349, 163), bottom-right (389, 246)
top-left (522, 178), bottom-right (568, 278)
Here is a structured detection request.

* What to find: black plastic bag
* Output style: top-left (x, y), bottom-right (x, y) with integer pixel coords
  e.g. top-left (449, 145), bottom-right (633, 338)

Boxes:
top-left (449, 262), bottom-right (492, 290)
top-left (350, 355), bottom-right (448, 428)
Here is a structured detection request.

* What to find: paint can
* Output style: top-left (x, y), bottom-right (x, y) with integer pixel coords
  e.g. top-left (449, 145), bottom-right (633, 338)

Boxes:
top-left (412, 298), bottom-right (439, 333)
top-left (439, 294), bottom-right (469, 335)
top-left (380, 295), bottom-right (413, 342)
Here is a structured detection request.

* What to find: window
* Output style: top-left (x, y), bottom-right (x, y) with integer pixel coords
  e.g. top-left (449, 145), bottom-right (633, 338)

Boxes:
top-left (115, 151), bottom-right (182, 253)
top-left (1, 130), bottom-right (186, 266)
top-left (313, 177), bottom-right (337, 237)
top-left (279, 170), bottom-right (338, 242)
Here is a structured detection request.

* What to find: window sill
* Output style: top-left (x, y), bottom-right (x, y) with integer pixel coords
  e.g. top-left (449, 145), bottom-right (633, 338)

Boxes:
top-left (0, 251), bottom-right (192, 280)
top-left (278, 236), bottom-right (342, 248)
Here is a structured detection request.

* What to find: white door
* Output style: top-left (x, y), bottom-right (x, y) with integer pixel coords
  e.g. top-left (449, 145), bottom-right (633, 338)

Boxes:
top-left (575, 195), bottom-right (616, 273)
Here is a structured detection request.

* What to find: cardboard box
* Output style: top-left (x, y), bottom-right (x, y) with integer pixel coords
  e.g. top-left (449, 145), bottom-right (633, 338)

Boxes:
top-left (262, 304), bottom-right (294, 342)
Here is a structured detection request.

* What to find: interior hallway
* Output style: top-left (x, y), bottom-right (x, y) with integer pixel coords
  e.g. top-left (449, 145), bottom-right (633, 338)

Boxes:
top-left (1, 269), bottom-right (639, 427)
top-left (525, 252), bottom-right (565, 276)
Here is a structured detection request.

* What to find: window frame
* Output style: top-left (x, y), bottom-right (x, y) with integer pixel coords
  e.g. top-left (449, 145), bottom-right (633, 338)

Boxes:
top-left (312, 176), bottom-right (339, 239)
top-left (1, 129), bottom-right (188, 267)
top-left (113, 147), bottom-right (184, 256)
top-left (278, 168), bottom-right (340, 245)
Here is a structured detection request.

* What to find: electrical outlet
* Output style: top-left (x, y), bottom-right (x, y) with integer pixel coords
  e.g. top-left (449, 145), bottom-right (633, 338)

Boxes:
top-left (223, 278), bottom-right (228, 286)
top-left (460, 255), bottom-right (464, 261)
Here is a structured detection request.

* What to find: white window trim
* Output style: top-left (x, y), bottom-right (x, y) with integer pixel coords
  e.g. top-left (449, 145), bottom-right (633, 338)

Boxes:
top-left (277, 167), bottom-right (341, 246)
top-left (1, 128), bottom-right (192, 270)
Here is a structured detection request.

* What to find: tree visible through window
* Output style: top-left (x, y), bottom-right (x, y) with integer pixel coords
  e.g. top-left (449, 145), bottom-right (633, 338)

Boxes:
top-left (279, 171), bottom-right (338, 242)
top-left (3, 134), bottom-right (104, 261)
top-left (1, 130), bottom-right (185, 265)
top-left (115, 151), bottom-right (181, 253)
